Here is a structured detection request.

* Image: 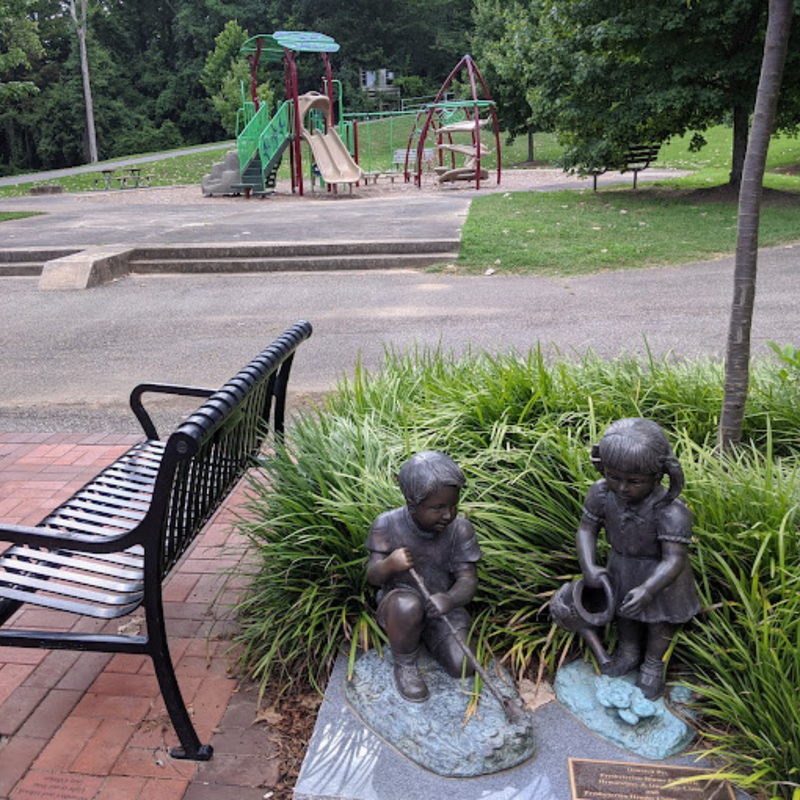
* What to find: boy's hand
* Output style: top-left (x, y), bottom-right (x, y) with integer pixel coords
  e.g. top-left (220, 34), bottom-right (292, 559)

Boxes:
top-left (426, 592), bottom-right (454, 618)
top-left (385, 547), bottom-right (414, 573)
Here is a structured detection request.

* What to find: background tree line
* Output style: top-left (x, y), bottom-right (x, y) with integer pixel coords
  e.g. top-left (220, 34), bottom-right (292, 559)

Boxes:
top-left (2, 0), bottom-right (798, 184)
top-left (472, 0), bottom-right (800, 188)
top-left (0, 0), bottom-right (471, 174)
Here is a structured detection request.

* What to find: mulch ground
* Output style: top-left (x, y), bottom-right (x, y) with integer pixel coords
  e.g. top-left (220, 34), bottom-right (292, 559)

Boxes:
top-left (255, 679), bottom-right (323, 799)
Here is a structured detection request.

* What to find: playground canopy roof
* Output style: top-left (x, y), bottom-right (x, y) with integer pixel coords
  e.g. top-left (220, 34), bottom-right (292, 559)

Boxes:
top-left (240, 31), bottom-right (340, 62)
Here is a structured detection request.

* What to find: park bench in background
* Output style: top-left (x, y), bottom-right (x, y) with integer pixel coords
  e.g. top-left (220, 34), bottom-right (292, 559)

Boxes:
top-left (0, 320), bottom-right (313, 761)
top-left (589, 143), bottom-right (661, 190)
top-left (387, 147), bottom-right (435, 182)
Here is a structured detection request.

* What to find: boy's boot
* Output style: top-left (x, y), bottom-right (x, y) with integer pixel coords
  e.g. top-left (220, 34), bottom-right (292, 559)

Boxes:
top-left (636, 656), bottom-right (666, 699)
top-left (393, 648), bottom-right (429, 702)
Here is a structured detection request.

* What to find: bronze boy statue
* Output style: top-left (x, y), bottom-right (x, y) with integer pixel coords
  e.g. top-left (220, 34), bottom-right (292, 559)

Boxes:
top-left (574, 418), bottom-right (701, 699)
top-left (366, 451), bottom-right (481, 703)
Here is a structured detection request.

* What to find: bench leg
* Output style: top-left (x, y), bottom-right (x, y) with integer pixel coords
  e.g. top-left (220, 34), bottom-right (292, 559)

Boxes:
top-left (146, 598), bottom-right (213, 760)
top-left (150, 637), bottom-right (214, 760)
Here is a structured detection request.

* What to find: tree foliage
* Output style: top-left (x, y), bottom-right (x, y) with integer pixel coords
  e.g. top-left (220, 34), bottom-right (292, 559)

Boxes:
top-left (1, 0), bottom-right (474, 173)
top-left (471, 0), bottom-right (542, 159)
top-left (472, 0), bottom-right (800, 183)
top-left (0, 0), bottom-right (43, 105)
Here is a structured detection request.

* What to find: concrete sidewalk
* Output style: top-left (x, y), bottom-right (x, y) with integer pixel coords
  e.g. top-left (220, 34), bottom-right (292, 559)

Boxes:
top-left (0, 433), bottom-right (281, 800)
top-left (1, 242), bottom-right (799, 433)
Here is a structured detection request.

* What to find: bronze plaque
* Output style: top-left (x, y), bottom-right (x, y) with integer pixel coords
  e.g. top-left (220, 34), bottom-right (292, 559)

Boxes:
top-left (569, 758), bottom-right (735, 800)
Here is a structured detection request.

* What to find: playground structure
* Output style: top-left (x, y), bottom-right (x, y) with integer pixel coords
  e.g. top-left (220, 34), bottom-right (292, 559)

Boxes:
top-left (202, 41), bottom-right (500, 197)
top-left (203, 30), bottom-right (363, 197)
top-left (404, 55), bottom-right (501, 189)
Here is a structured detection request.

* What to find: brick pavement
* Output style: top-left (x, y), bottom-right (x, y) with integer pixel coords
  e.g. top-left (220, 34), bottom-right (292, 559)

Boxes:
top-left (0, 433), bottom-right (279, 800)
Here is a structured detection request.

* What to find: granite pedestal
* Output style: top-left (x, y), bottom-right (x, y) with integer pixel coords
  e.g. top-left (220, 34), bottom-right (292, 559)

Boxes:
top-left (294, 654), bottom-right (750, 800)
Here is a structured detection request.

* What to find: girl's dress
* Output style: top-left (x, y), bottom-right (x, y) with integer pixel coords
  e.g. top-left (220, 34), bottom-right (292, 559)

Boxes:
top-left (582, 480), bottom-right (701, 624)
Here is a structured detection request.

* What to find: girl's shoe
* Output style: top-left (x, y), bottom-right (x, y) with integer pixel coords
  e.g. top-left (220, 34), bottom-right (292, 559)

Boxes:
top-left (636, 655), bottom-right (666, 699)
top-left (601, 642), bottom-right (641, 677)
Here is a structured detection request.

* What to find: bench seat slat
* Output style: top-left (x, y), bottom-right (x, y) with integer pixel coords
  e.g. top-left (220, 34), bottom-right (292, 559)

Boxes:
top-left (42, 516), bottom-right (138, 538)
top-left (0, 570), bottom-right (143, 606)
top-left (4, 546), bottom-right (144, 579)
top-left (83, 474), bottom-right (156, 495)
top-left (0, 557), bottom-right (143, 593)
top-left (102, 467), bottom-right (158, 486)
top-left (110, 450), bottom-right (162, 468)
top-left (44, 507), bottom-right (141, 531)
top-left (55, 498), bottom-right (147, 523)
top-left (71, 489), bottom-right (151, 513)
top-left (62, 483), bottom-right (154, 507)
top-left (0, 585), bottom-right (142, 619)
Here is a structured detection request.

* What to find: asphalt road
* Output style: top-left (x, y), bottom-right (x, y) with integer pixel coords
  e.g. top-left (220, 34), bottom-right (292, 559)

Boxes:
top-left (2, 242), bottom-right (798, 432)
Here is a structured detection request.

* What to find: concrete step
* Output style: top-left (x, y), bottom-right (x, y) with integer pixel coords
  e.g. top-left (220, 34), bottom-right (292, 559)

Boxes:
top-left (4, 241), bottom-right (461, 286)
top-left (129, 251), bottom-right (458, 274)
top-left (0, 263), bottom-right (44, 277)
top-left (127, 240), bottom-right (459, 274)
top-left (0, 248), bottom-right (82, 277)
top-left (129, 239), bottom-right (460, 260)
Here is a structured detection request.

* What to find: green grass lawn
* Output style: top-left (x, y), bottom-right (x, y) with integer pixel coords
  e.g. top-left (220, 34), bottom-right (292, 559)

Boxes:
top-left (0, 211), bottom-right (41, 221)
top-left (0, 144), bottom-right (234, 198)
top-left (457, 187), bottom-right (800, 276)
top-left (457, 125), bottom-right (800, 276)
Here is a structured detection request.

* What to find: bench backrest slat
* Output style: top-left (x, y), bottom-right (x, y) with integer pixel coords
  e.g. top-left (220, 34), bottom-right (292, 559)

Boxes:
top-left (152, 321), bottom-right (312, 578)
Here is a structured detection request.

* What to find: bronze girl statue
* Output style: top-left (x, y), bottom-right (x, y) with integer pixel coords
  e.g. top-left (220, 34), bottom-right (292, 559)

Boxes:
top-left (556, 418), bottom-right (701, 699)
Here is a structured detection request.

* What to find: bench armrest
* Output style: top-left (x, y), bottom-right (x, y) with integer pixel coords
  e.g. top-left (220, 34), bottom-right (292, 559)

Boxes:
top-left (130, 383), bottom-right (215, 440)
top-left (0, 523), bottom-right (136, 554)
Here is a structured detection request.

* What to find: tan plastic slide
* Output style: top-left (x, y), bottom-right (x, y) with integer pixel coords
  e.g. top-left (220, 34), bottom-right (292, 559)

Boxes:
top-left (296, 92), bottom-right (363, 186)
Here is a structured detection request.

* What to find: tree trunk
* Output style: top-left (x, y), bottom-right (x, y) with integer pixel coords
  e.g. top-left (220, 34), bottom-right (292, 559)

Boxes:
top-left (69, 0), bottom-right (99, 164)
top-left (718, 0), bottom-right (793, 451)
top-left (527, 130), bottom-right (534, 163)
top-left (729, 105), bottom-right (749, 187)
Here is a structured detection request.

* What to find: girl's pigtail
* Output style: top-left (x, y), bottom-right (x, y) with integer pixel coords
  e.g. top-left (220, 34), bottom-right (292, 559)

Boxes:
top-left (590, 444), bottom-right (604, 475)
top-left (658, 455), bottom-right (684, 507)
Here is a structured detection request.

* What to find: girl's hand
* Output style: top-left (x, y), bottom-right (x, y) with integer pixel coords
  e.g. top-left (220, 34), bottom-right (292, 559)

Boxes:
top-left (620, 586), bottom-right (653, 616)
top-left (426, 592), bottom-right (454, 618)
top-left (385, 547), bottom-right (414, 573)
top-left (582, 565), bottom-right (610, 588)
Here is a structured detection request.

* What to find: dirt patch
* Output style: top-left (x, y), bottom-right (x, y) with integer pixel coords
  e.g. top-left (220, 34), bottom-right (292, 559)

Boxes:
top-left (680, 183), bottom-right (800, 206)
top-left (771, 162), bottom-right (800, 177)
top-left (254, 678), bottom-right (322, 800)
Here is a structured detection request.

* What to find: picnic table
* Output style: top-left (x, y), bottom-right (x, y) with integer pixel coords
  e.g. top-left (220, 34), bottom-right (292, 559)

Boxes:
top-left (94, 169), bottom-right (116, 190)
top-left (93, 168), bottom-right (153, 190)
top-left (117, 168), bottom-right (152, 188)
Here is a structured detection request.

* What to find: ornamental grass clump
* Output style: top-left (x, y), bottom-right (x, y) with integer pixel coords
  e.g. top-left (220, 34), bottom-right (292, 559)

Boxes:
top-left (234, 346), bottom-right (800, 797)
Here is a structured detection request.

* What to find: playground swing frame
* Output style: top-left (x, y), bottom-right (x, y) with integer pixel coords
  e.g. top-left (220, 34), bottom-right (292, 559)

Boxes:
top-left (408, 54), bottom-right (501, 190)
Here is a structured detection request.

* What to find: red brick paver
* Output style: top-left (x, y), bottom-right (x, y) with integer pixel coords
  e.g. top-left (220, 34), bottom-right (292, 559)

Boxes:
top-left (0, 433), bottom-right (272, 800)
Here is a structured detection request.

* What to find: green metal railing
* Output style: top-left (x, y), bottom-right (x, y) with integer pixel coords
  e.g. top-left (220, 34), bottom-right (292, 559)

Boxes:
top-left (237, 103), bottom-right (272, 174)
top-left (236, 100), bottom-right (293, 190)
top-left (256, 101), bottom-right (292, 180)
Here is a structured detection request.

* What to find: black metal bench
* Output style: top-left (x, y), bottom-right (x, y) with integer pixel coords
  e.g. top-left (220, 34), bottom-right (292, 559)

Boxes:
top-left (590, 143), bottom-right (661, 190)
top-left (0, 320), bottom-right (312, 761)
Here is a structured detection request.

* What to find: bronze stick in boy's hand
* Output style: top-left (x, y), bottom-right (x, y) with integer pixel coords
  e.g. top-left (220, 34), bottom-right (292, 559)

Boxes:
top-left (408, 567), bottom-right (528, 726)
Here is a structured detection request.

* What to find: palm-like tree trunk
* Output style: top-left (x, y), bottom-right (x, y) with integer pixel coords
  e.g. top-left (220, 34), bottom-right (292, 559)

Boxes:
top-left (69, 0), bottom-right (99, 164)
top-left (718, 0), bottom-right (793, 450)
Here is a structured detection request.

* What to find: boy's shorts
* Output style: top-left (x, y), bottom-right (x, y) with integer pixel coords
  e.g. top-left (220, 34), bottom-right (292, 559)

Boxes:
top-left (376, 587), bottom-right (472, 651)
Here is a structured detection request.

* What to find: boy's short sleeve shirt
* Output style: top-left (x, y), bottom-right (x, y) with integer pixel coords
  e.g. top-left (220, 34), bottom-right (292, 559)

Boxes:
top-left (367, 507), bottom-right (480, 597)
